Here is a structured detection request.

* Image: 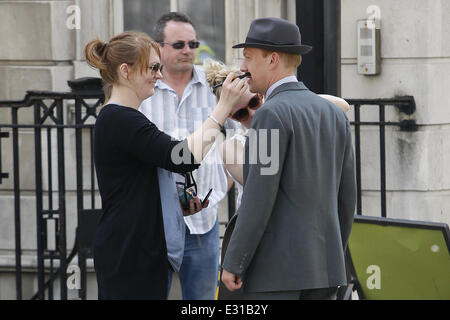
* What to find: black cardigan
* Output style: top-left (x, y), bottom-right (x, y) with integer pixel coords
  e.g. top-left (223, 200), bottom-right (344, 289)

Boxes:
top-left (93, 104), bottom-right (199, 299)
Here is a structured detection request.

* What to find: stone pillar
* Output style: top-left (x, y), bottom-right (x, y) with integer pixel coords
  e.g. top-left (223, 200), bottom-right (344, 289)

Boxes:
top-left (0, 1), bottom-right (75, 99)
top-left (73, 0), bottom-right (124, 79)
top-left (0, 0), bottom-right (124, 100)
top-left (225, 0), bottom-right (296, 65)
top-left (0, 0), bottom-right (123, 299)
top-left (341, 0), bottom-right (450, 224)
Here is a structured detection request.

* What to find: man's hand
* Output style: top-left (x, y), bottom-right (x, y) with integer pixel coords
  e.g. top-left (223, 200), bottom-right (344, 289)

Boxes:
top-left (221, 268), bottom-right (243, 291)
top-left (181, 196), bottom-right (209, 217)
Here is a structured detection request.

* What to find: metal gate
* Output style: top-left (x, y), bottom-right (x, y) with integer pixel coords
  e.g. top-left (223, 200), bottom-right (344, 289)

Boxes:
top-left (0, 79), bottom-right (104, 300)
top-left (0, 79), bottom-right (416, 299)
top-left (346, 96), bottom-right (416, 217)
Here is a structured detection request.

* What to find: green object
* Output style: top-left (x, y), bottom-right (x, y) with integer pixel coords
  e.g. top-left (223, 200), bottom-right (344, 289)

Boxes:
top-left (177, 186), bottom-right (195, 210)
top-left (194, 43), bottom-right (215, 65)
top-left (348, 215), bottom-right (450, 300)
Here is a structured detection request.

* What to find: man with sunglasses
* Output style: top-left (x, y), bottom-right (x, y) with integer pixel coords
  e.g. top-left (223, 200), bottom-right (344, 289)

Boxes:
top-left (221, 17), bottom-right (357, 300)
top-left (139, 12), bottom-right (236, 300)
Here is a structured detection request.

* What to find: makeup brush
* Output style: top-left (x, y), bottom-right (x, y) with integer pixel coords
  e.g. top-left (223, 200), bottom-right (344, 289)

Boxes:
top-left (212, 72), bottom-right (251, 90)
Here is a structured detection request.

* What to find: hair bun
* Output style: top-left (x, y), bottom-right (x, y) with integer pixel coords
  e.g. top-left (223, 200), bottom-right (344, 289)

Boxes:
top-left (84, 39), bottom-right (108, 71)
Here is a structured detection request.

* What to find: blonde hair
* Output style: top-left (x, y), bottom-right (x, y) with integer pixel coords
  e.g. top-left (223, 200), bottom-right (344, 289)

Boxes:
top-left (203, 59), bottom-right (243, 99)
top-left (84, 31), bottom-right (161, 100)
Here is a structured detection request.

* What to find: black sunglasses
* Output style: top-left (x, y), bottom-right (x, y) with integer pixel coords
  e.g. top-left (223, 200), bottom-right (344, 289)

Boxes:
top-left (149, 62), bottom-right (163, 74)
top-left (161, 40), bottom-right (200, 50)
top-left (231, 95), bottom-right (262, 122)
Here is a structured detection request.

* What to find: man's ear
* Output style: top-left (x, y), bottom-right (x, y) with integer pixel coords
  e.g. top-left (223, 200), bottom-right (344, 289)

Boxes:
top-left (269, 52), bottom-right (280, 70)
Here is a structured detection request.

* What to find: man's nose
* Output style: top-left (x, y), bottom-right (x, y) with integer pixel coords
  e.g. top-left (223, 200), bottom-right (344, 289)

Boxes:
top-left (181, 43), bottom-right (194, 53)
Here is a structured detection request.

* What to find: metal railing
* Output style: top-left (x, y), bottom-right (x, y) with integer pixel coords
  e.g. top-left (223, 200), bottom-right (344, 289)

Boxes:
top-left (0, 84), bottom-right (416, 299)
top-left (346, 96), bottom-right (417, 217)
top-left (0, 85), bottom-right (104, 300)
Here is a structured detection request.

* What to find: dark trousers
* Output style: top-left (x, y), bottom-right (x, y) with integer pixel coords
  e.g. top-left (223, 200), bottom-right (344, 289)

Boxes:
top-left (243, 287), bottom-right (339, 300)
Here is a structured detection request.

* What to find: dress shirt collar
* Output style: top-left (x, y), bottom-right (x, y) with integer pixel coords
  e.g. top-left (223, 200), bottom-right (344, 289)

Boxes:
top-left (265, 75), bottom-right (298, 99)
top-left (155, 65), bottom-right (207, 91)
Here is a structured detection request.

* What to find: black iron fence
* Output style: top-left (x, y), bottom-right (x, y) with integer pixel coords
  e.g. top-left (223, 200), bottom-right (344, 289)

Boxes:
top-left (0, 83), bottom-right (104, 300)
top-left (0, 82), bottom-right (416, 300)
top-left (346, 96), bottom-right (417, 217)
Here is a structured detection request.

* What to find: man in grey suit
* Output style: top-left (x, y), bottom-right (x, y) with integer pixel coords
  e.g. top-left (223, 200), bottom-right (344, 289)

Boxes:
top-left (221, 17), bottom-right (357, 300)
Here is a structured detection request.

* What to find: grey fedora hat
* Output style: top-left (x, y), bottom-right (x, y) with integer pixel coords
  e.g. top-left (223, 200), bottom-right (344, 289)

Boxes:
top-left (233, 17), bottom-right (312, 54)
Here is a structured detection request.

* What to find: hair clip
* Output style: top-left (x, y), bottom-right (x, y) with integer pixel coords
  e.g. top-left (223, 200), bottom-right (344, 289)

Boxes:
top-left (101, 42), bottom-right (108, 53)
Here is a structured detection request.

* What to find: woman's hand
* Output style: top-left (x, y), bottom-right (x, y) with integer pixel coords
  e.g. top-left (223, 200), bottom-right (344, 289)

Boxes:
top-left (186, 73), bottom-right (247, 164)
top-left (218, 73), bottom-right (248, 115)
top-left (181, 196), bottom-right (209, 217)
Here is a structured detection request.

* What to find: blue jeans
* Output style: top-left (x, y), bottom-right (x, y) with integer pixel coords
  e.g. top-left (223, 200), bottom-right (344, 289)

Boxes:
top-left (168, 218), bottom-right (220, 300)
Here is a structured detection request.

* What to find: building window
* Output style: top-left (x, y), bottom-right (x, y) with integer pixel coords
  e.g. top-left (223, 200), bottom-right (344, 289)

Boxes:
top-left (123, 0), bottom-right (225, 64)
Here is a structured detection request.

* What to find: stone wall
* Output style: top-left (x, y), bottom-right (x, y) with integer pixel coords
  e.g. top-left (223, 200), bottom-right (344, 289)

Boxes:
top-left (0, 0), bottom-right (448, 300)
top-left (341, 0), bottom-right (450, 224)
top-left (225, 0), bottom-right (296, 65)
top-left (0, 0), bottom-right (123, 300)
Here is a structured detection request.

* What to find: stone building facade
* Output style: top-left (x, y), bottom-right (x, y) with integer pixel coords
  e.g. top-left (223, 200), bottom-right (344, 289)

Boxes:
top-left (0, 0), bottom-right (448, 299)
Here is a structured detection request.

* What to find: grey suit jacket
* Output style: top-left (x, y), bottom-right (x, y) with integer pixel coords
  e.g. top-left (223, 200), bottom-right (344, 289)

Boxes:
top-left (222, 81), bottom-right (357, 293)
